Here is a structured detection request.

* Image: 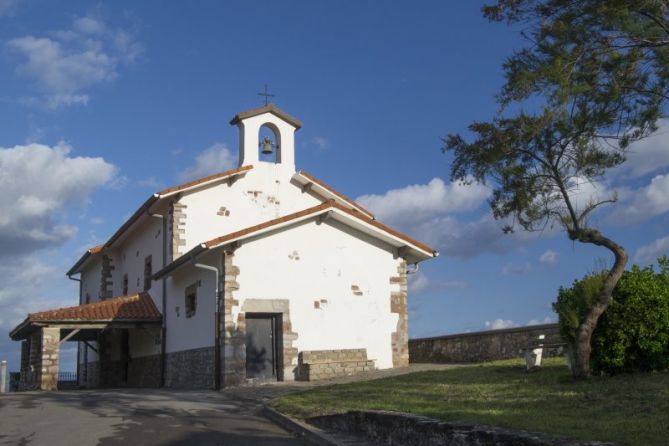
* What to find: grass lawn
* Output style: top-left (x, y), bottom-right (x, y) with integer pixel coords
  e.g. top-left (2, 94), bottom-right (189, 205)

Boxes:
top-left (272, 358), bottom-right (669, 446)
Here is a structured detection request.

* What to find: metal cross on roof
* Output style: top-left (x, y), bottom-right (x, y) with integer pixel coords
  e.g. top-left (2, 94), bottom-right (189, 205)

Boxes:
top-left (258, 84), bottom-right (275, 106)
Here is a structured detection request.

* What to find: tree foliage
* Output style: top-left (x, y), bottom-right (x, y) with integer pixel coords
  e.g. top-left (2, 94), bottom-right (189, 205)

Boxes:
top-left (485, 0), bottom-right (669, 147)
top-left (444, 1), bottom-right (669, 377)
top-left (554, 258), bottom-right (669, 375)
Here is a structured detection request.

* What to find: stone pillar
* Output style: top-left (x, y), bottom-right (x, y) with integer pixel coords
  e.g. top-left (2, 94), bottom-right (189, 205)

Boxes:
top-left (0, 360), bottom-right (6, 393)
top-left (221, 252), bottom-right (244, 387)
top-left (100, 255), bottom-right (115, 300)
top-left (169, 200), bottom-right (187, 261)
top-left (39, 327), bottom-right (60, 391)
top-left (390, 261), bottom-right (409, 367)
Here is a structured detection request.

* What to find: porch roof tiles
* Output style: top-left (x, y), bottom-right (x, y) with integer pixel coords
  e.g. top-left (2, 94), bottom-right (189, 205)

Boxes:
top-left (9, 293), bottom-right (161, 340)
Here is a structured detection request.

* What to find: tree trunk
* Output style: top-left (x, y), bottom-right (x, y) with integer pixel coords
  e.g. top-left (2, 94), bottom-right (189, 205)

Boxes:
top-left (569, 228), bottom-right (628, 378)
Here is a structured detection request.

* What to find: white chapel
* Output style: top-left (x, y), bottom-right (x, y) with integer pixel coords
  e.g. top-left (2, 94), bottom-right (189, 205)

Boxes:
top-left (10, 104), bottom-right (437, 390)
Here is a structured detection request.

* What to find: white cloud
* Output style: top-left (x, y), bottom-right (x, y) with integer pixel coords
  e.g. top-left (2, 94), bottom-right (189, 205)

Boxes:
top-left (138, 176), bottom-right (163, 190)
top-left (408, 271), bottom-right (466, 295)
top-left (0, 257), bottom-right (66, 329)
top-left (307, 136), bottom-right (329, 150)
top-left (539, 249), bottom-right (559, 265)
top-left (6, 13), bottom-right (142, 108)
top-left (564, 177), bottom-right (612, 217)
top-left (178, 143), bottom-right (236, 182)
top-left (527, 316), bottom-right (554, 326)
top-left (485, 319), bottom-right (517, 330)
top-left (634, 235), bottom-right (669, 264)
top-left (357, 178), bottom-right (541, 259)
top-left (0, 255), bottom-right (77, 370)
top-left (612, 120), bottom-right (669, 179)
top-left (609, 174), bottom-right (669, 224)
top-left (0, 141), bottom-right (115, 369)
top-left (73, 16), bottom-right (106, 35)
top-left (499, 262), bottom-right (532, 276)
top-left (0, 142), bottom-right (116, 255)
top-left (357, 178), bottom-right (490, 226)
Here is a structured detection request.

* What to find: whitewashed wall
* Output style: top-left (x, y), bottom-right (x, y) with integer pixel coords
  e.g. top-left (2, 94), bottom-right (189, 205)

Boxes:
top-left (178, 163), bottom-right (322, 253)
top-left (80, 257), bottom-right (102, 303)
top-left (233, 219), bottom-right (402, 369)
top-left (164, 266), bottom-right (217, 353)
top-left (112, 217), bottom-right (164, 309)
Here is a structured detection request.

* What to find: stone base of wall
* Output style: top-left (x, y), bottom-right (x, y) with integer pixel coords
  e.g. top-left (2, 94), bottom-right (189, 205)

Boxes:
top-left (128, 354), bottom-right (161, 388)
top-left (100, 360), bottom-right (126, 388)
top-left (297, 349), bottom-right (375, 381)
top-left (409, 323), bottom-right (562, 364)
top-left (165, 347), bottom-right (215, 389)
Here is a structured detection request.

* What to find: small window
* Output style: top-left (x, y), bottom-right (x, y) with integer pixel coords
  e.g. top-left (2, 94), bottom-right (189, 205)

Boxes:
top-left (144, 255), bottom-right (152, 291)
top-left (185, 283), bottom-right (197, 318)
top-left (122, 274), bottom-right (128, 295)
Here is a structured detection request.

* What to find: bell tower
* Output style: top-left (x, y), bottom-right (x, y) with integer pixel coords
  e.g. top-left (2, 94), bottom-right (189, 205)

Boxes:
top-left (229, 103), bottom-right (303, 172)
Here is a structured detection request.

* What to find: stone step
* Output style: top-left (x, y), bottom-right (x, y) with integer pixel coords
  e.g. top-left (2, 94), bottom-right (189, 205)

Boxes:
top-left (300, 348), bottom-right (368, 364)
top-left (304, 360), bottom-right (376, 381)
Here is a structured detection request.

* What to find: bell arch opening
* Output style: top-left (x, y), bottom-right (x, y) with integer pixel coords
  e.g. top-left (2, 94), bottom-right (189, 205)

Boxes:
top-left (258, 123), bottom-right (282, 164)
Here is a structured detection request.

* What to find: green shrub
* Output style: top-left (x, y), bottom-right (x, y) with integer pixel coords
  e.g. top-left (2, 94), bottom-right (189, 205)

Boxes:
top-left (553, 272), bottom-right (606, 346)
top-left (591, 258), bottom-right (669, 374)
top-left (553, 257), bottom-right (669, 374)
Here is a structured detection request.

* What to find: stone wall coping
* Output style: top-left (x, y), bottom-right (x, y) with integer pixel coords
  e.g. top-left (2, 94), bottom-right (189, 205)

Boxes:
top-left (411, 323), bottom-right (559, 343)
top-left (307, 410), bottom-right (615, 446)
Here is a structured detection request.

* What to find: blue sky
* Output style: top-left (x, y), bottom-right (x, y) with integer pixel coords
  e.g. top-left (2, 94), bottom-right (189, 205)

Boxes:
top-left (0, 0), bottom-right (668, 371)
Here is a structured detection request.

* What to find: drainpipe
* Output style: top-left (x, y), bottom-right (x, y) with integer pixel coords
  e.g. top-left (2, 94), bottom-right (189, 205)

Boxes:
top-left (148, 211), bottom-right (167, 388)
top-left (192, 262), bottom-right (221, 390)
top-left (67, 274), bottom-right (82, 387)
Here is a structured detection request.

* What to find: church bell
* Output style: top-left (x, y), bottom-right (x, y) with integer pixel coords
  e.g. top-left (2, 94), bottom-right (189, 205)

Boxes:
top-left (261, 137), bottom-right (273, 155)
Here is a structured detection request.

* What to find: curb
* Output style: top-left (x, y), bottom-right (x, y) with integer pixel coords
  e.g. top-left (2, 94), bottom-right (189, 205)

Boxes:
top-left (261, 405), bottom-right (344, 446)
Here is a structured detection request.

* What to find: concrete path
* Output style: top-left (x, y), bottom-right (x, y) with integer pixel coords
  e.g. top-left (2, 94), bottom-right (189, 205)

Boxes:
top-left (0, 389), bottom-right (309, 446)
top-left (0, 364), bottom-right (456, 445)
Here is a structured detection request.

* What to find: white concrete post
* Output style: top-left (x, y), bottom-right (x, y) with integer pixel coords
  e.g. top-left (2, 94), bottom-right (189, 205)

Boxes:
top-left (0, 360), bottom-right (7, 393)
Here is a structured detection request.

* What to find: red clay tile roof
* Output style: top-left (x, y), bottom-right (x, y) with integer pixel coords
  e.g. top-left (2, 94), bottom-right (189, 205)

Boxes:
top-left (229, 103), bottom-right (303, 129)
top-left (203, 200), bottom-right (436, 254)
top-left (156, 165), bottom-right (253, 196)
top-left (88, 244), bottom-right (104, 254)
top-left (296, 171), bottom-right (375, 218)
top-left (10, 293), bottom-right (161, 340)
top-left (29, 293), bottom-right (161, 322)
top-left (66, 244), bottom-right (106, 277)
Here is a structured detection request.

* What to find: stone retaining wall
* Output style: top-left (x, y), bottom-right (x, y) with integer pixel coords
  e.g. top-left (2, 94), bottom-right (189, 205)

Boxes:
top-left (409, 323), bottom-right (562, 364)
top-left (307, 411), bottom-right (614, 446)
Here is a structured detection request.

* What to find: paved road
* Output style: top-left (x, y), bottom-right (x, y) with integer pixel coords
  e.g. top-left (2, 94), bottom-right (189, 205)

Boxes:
top-left (0, 389), bottom-right (310, 446)
top-left (0, 365), bottom-right (456, 445)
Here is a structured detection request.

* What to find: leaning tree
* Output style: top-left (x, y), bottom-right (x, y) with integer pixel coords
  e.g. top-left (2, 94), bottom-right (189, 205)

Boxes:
top-left (445, 0), bottom-right (669, 377)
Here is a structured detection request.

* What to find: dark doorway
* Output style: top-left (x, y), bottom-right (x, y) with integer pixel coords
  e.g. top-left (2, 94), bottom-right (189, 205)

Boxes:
top-left (245, 313), bottom-right (281, 380)
top-left (121, 330), bottom-right (130, 384)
